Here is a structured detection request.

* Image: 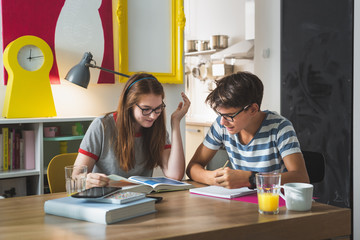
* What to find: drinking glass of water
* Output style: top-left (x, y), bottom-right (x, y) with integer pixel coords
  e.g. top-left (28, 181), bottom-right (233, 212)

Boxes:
top-left (65, 165), bottom-right (87, 196)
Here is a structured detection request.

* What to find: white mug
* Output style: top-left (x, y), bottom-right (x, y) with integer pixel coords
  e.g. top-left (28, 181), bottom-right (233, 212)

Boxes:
top-left (280, 183), bottom-right (313, 211)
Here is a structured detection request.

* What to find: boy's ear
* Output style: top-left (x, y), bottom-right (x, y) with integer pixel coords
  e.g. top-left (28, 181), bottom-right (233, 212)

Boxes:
top-left (250, 103), bottom-right (260, 113)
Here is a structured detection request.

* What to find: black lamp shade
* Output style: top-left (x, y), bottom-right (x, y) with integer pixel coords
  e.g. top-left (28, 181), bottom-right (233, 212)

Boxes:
top-left (65, 52), bottom-right (93, 89)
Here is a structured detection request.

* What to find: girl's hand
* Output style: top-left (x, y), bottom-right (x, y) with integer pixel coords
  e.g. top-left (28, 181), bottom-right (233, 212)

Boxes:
top-left (171, 92), bottom-right (191, 123)
top-left (86, 173), bottom-right (110, 189)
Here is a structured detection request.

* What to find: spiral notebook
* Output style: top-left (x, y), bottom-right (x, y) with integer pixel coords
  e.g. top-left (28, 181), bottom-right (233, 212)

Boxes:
top-left (189, 185), bottom-right (256, 199)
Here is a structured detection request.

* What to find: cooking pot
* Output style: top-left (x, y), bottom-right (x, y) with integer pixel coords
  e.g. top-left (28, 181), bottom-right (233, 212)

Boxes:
top-left (186, 40), bottom-right (197, 52)
top-left (211, 35), bottom-right (229, 49)
top-left (196, 40), bottom-right (210, 51)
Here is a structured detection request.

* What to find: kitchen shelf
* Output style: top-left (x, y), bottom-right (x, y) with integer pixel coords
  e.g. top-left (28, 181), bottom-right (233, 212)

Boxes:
top-left (0, 169), bottom-right (39, 179)
top-left (185, 49), bottom-right (219, 56)
top-left (43, 135), bottom-right (85, 142)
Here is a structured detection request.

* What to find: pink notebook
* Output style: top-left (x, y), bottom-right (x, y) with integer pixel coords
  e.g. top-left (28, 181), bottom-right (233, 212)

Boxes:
top-left (191, 191), bottom-right (286, 207)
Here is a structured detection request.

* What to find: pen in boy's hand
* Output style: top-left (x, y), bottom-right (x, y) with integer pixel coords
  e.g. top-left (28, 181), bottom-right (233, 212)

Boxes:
top-left (222, 160), bottom-right (229, 169)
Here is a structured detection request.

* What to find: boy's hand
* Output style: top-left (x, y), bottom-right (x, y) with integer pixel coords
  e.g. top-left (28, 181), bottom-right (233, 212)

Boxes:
top-left (214, 168), bottom-right (251, 189)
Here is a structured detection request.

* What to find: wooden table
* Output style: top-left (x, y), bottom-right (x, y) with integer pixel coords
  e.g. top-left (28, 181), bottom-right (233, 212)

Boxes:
top-left (0, 182), bottom-right (351, 240)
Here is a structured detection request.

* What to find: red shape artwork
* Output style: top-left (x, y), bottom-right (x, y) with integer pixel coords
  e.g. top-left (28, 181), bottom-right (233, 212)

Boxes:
top-left (1, 0), bottom-right (114, 85)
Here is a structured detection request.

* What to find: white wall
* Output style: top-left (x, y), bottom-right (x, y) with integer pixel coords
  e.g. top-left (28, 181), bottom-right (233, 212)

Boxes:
top-left (254, 0), bottom-right (281, 113)
top-left (184, 0), bottom-right (246, 45)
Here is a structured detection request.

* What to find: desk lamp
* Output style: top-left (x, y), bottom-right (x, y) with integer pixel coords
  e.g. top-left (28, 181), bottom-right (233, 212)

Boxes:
top-left (65, 52), bottom-right (130, 88)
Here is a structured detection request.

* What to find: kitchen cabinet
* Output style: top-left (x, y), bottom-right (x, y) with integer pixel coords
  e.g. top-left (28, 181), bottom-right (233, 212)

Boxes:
top-left (0, 116), bottom-right (95, 197)
top-left (185, 122), bottom-right (210, 166)
top-left (185, 122), bottom-right (230, 171)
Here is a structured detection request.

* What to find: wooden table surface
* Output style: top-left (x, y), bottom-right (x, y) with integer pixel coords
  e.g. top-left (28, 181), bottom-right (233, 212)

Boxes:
top-left (0, 182), bottom-right (351, 240)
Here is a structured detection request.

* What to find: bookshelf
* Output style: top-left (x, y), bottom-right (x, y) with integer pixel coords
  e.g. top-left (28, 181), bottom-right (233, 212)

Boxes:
top-left (0, 116), bottom-right (95, 197)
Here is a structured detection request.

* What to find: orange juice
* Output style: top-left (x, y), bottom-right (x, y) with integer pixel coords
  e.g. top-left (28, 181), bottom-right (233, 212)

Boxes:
top-left (258, 192), bottom-right (279, 212)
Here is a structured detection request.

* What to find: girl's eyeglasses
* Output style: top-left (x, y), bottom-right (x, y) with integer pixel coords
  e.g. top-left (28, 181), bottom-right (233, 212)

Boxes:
top-left (136, 102), bottom-right (166, 116)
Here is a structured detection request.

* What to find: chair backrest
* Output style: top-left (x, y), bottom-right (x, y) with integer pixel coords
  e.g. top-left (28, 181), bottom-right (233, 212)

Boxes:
top-left (47, 153), bottom-right (78, 193)
top-left (206, 149), bottom-right (230, 170)
top-left (302, 151), bottom-right (325, 184)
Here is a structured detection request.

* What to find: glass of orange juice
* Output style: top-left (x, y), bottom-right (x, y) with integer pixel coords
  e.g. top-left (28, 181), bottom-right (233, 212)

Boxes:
top-left (256, 173), bottom-right (281, 214)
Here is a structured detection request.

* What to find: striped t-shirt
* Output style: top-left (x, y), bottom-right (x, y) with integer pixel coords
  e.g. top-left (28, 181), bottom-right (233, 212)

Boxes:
top-left (203, 111), bottom-right (301, 173)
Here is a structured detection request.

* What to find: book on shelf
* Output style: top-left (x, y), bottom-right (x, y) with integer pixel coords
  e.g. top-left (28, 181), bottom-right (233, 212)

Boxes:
top-left (15, 132), bottom-right (21, 170)
top-left (2, 128), bottom-right (9, 171)
top-left (9, 129), bottom-right (12, 170)
top-left (108, 175), bottom-right (193, 194)
top-left (19, 138), bottom-right (24, 170)
top-left (22, 130), bottom-right (35, 170)
top-left (189, 185), bottom-right (257, 199)
top-left (44, 196), bottom-right (156, 224)
top-left (10, 128), bottom-right (15, 170)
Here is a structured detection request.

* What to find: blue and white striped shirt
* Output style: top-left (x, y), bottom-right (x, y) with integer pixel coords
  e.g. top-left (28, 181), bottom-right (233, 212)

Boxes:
top-left (203, 111), bottom-right (301, 173)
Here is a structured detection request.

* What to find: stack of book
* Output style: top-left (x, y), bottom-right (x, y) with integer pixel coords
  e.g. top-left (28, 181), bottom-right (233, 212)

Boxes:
top-left (45, 176), bottom-right (193, 224)
top-left (44, 194), bottom-right (157, 225)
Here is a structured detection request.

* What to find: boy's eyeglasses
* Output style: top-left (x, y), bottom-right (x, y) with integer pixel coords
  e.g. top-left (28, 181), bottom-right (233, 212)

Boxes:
top-left (217, 104), bottom-right (251, 122)
top-left (136, 102), bottom-right (166, 116)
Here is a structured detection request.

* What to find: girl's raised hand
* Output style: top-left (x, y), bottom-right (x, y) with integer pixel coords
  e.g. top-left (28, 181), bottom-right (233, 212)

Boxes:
top-left (171, 92), bottom-right (191, 123)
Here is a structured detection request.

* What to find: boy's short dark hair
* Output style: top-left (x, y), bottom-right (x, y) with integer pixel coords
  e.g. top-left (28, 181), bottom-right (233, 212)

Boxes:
top-left (206, 71), bottom-right (264, 110)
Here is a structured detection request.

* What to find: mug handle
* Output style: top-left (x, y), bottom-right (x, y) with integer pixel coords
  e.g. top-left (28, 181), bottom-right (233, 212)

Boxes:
top-left (279, 185), bottom-right (286, 201)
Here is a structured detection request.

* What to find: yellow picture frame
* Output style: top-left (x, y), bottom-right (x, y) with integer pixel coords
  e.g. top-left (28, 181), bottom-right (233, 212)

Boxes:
top-left (117, 0), bottom-right (185, 84)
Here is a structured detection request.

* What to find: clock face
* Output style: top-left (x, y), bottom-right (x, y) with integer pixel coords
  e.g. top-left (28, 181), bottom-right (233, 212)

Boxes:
top-left (17, 44), bottom-right (44, 71)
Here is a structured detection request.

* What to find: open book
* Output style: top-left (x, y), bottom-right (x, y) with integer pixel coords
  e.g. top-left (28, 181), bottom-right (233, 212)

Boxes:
top-left (189, 185), bottom-right (256, 199)
top-left (108, 175), bottom-right (193, 194)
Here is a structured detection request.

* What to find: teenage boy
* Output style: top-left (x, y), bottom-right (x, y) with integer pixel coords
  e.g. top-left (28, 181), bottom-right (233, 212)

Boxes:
top-left (186, 72), bottom-right (309, 189)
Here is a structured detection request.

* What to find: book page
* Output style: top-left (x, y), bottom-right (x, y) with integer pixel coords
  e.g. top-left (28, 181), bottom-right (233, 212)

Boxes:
top-left (129, 176), bottom-right (189, 187)
top-left (108, 175), bottom-right (153, 194)
top-left (108, 175), bottom-right (139, 187)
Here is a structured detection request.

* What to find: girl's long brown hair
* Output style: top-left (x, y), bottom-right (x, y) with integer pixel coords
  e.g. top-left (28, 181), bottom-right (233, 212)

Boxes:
top-left (110, 73), bottom-right (166, 172)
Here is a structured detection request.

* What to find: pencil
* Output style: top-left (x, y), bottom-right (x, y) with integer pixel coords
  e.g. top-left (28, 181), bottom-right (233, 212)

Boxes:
top-left (222, 160), bottom-right (229, 169)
